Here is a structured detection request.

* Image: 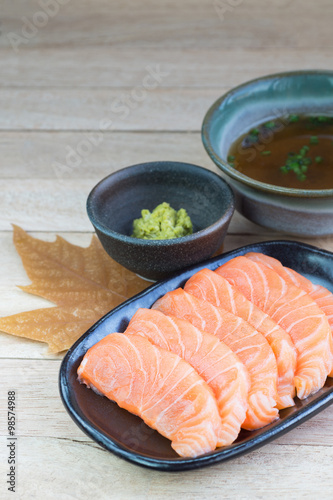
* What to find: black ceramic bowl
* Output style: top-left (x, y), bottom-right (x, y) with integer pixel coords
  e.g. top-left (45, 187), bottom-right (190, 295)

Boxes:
top-left (87, 161), bottom-right (235, 280)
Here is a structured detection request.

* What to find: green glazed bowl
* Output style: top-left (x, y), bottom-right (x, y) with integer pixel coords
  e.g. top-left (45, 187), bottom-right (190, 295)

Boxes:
top-left (202, 70), bottom-right (333, 236)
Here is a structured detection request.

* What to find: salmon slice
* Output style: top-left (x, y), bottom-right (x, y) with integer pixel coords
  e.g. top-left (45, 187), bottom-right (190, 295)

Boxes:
top-left (78, 332), bottom-right (223, 458)
top-left (125, 308), bottom-right (249, 445)
top-left (153, 289), bottom-right (279, 430)
top-left (216, 256), bottom-right (333, 399)
top-left (184, 268), bottom-right (297, 409)
top-left (246, 251), bottom-right (333, 377)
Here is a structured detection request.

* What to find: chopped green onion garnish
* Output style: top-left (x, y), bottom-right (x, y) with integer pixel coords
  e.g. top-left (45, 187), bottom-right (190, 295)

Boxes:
top-left (315, 156), bottom-right (323, 163)
top-left (280, 144), bottom-right (312, 181)
top-left (227, 155), bottom-right (235, 163)
top-left (300, 145), bottom-right (309, 154)
top-left (289, 114), bottom-right (299, 123)
top-left (309, 115), bottom-right (332, 125)
top-left (310, 136), bottom-right (319, 144)
top-left (261, 150), bottom-right (271, 155)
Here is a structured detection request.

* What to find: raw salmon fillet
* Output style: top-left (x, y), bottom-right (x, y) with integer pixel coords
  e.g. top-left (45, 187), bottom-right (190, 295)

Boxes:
top-left (153, 289), bottom-right (279, 430)
top-left (184, 268), bottom-right (297, 409)
top-left (216, 256), bottom-right (333, 398)
top-left (78, 333), bottom-right (223, 457)
top-left (246, 251), bottom-right (333, 377)
top-left (125, 308), bottom-right (249, 445)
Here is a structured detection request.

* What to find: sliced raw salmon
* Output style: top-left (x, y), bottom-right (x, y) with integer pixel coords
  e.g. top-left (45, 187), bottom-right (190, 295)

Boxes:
top-left (184, 268), bottom-right (297, 409)
top-left (216, 256), bottom-right (333, 398)
top-left (246, 251), bottom-right (333, 377)
top-left (125, 308), bottom-right (249, 445)
top-left (153, 289), bottom-right (279, 430)
top-left (78, 332), bottom-right (223, 457)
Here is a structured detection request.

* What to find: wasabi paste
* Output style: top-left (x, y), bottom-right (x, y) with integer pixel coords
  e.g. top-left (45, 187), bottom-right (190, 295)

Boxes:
top-left (132, 202), bottom-right (193, 240)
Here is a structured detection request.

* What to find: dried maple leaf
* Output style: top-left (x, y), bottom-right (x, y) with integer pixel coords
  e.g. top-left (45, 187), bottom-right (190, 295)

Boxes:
top-left (0, 225), bottom-right (149, 352)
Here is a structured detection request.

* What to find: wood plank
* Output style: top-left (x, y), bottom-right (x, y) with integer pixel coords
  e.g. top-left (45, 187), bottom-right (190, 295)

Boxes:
top-left (0, 88), bottom-right (225, 131)
top-left (223, 234), bottom-right (333, 254)
top-left (0, 129), bottom-right (267, 233)
top-left (1, 436), bottom-right (331, 499)
top-left (2, 0), bottom-right (333, 51)
top-left (0, 131), bottom-right (210, 179)
top-left (1, 231), bottom-right (333, 360)
top-left (0, 360), bottom-right (332, 446)
top-left (0, 231), bottom-right (103, 359)
top-left (3, 174), bottom-right (333, 236)
top-left (0, 231), bottom-right (92, 361)
top-left (0, 179), bottom-right (94, 231)
top-left (0, 178), bottom-right (273, 232)
top-left (0, 47), bottom-right (332, 88)
top-left (0, 331), bottom-right (61, 360)
top-left (1, 229), bottom-right (333, 296)
top-left (0, 131), bottom-right (329, 235)
top-left (0, 230), bottom-right (269, 360)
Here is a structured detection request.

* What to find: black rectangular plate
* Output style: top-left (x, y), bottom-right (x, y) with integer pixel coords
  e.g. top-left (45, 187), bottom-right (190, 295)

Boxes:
top-left (59, 240), bottom-right (333, 471)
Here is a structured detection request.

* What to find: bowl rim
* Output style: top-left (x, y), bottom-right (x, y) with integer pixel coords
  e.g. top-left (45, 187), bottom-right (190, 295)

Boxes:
top-left (86, 161), bottom-right (235, 245)
top-left (201, 69), bottom-right (333, 199)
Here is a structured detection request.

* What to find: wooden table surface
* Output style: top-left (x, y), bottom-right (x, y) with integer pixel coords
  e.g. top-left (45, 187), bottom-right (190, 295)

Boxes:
top-left (1, 1), bottom-right (333, 498)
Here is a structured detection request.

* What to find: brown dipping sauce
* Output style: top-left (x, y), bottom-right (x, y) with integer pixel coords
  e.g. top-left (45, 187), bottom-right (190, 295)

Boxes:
top-left (227, 115), bottom-right (333, 190)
